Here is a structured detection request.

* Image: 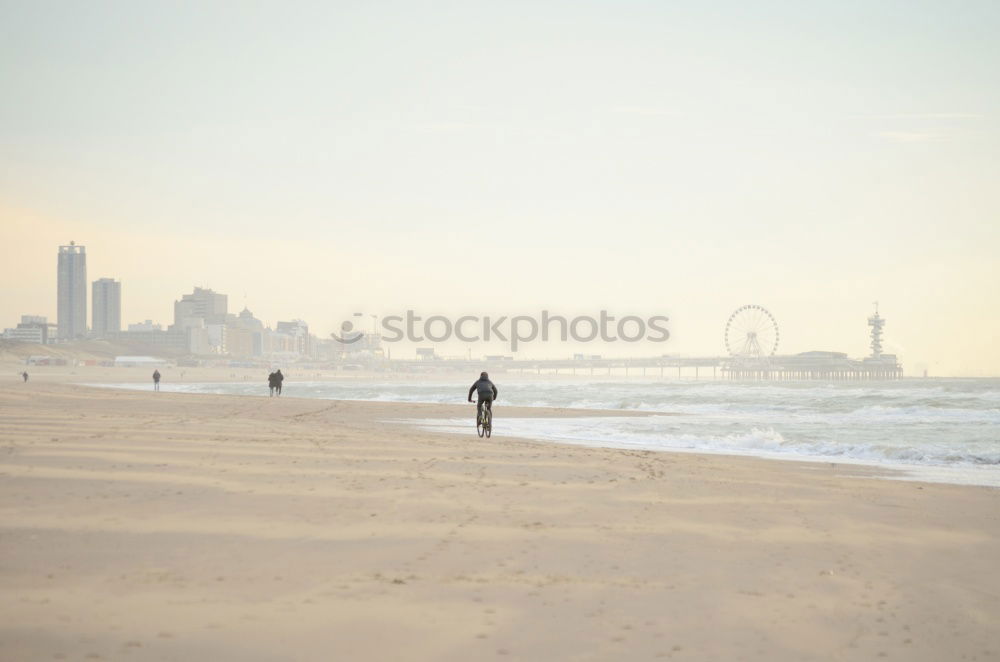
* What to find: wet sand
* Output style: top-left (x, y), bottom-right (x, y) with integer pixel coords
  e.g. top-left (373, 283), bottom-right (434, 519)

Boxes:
top-left (1, 382), bottom-right (998, 661)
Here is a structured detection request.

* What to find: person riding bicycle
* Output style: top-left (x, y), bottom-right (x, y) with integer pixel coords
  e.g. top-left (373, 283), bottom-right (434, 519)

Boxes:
top-left (468, 371), bottom-right (498, 421)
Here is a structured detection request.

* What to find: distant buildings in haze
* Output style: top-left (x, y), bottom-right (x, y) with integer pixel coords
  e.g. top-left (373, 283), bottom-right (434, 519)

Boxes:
top-left (2, 315), bottom-right (54, 344)
top-left (128, 320), bottom-right (161, 332)
top-left (5, 242), bottom-right (334, 361)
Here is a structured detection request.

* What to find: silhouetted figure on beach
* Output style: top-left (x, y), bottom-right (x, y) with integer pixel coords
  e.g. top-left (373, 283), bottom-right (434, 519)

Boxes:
top-left (468, 371), bottom-right (498, 420)
top-left (152, 369), bottom-right (161, 392)
top-left (267, 371), bottom-right (276, 397)
top-left (21, 371), bottom-right (28, 383)
top-left (274, 369), bottom-right (284, 396)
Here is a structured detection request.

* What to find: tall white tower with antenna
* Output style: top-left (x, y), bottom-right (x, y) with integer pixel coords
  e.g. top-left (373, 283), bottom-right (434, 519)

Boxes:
top-left (867, 301), bottom-right (884, 359)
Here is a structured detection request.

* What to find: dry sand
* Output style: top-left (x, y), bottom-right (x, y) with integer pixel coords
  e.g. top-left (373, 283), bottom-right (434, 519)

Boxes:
top-left (1, 381), bottom-right (998, 661)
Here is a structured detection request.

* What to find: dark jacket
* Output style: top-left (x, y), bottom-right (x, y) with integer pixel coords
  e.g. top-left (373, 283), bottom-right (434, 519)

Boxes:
top-left (468, 378), bottom-right (498, 401)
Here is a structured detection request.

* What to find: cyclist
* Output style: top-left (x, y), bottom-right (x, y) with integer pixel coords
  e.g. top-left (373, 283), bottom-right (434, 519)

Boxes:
top-left (468, 371), bottom-right (498, 422)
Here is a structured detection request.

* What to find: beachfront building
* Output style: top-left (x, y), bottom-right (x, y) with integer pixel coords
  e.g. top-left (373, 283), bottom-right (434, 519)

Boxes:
top-left (187, 324), bottom-right (214, 355)
top-left (226, 307), bottom-right (266, 357)
top-left (226, 326), bottom-right (255, 357)
top-left (91, 278), bottom-right (122, 338)
top-left (173, 287), bottom-right (228, 327)
top-left (107, 321), bottom-right (187, 351)
top-left (276, 319), bottom-right (310, 356)
top-left (57, 242), bottom-right (87, 339)
top-left (170, 287), bottom-right (229, 354)
top-left (2, 315), bottom-right (54, 344)
top-left (205, 324), bottom-right (227, 355)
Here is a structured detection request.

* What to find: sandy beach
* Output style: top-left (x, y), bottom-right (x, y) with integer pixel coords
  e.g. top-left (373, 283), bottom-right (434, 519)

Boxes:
top-left (1, 381), bottom-right (998, 661)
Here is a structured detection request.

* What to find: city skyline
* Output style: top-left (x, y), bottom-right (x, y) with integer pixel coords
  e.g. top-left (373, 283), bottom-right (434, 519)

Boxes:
top-left (0, 234), bottom-right (995, 374)
top-left (1, 2), bottom-right (998, 374)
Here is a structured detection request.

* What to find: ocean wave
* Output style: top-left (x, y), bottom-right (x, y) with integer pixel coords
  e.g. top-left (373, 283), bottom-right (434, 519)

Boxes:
top-left (89, 380), bottom-right (1000, 483)
top-left (415, 416), bottom-right (1000, 470)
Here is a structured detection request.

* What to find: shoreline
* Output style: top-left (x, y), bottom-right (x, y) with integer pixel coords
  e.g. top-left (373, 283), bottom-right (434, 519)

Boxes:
top-left (412, 416), bottom-right (1000, 488)
top-left (84, 380), bottom-right (1000, 489)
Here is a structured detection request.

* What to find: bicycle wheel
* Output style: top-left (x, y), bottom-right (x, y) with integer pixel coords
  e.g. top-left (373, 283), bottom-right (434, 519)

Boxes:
top-left (484, 408), bottom-right (492, 438)
top-left (477, 409), bottom-right (486, 437)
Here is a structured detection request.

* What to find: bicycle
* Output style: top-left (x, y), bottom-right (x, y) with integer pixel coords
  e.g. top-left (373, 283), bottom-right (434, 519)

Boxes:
top-left (476, 401), bottom-right (492, 438)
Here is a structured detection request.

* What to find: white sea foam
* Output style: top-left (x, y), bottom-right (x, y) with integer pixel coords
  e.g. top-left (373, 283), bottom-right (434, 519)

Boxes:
top-left (90, 378), bottom-right (1000, 486)
top-left (408, 415), bottom-right (1000, 487)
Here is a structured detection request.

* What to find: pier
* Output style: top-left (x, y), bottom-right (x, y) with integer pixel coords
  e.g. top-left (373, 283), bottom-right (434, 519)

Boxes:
top-left (380, 352), bottom-right (902, 381)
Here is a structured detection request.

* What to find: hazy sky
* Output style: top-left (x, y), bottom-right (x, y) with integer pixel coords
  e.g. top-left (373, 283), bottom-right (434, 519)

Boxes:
top-left (1, 1), bottom-right (998, 374)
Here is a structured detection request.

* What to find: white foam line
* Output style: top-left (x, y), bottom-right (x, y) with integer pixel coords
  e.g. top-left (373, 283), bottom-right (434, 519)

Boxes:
top-left (400, 416), bottom-right (1000, 489)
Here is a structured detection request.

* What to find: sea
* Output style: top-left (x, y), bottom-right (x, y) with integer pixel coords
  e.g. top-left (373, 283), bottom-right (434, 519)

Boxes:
top-left (96, 378), bottom-right (1000, 487)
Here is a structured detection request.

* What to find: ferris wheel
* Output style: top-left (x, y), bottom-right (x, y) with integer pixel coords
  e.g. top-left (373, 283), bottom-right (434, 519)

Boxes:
top-left (725, 304), bottom-right (779, 358)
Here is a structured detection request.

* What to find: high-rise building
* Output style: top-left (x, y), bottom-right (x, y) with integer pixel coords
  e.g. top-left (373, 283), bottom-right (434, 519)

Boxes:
top-left (173, 287), bottom-right (228, 328)
top-left (57, 242), bottom-right (87, 339)
top-left (171, 287), bottom-right (228, 354)
top-left (92, 278), bottom-right (122, 338)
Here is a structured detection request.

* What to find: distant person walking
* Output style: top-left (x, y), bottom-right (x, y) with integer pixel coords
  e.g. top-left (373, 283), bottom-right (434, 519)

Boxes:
top-left (274, 369), bottom-right (284, 396)
top-left (21, 371), bottom-right (28, 383)
top-left (267, 371), bottom-right (276, 397)
top-left (152, 369), bottom-right (161, 392)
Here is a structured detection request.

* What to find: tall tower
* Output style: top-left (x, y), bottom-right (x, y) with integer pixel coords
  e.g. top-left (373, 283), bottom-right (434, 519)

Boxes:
top-left (57, 242), bottom-right (88, 339)
top-left (92, 278), bottom-right (122, 338)
top-left (867, 302), bottom-right (884, 359)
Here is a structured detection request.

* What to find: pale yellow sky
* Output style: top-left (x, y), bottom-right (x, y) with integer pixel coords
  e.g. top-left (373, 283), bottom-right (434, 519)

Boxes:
top-left (1, 2), bottom-right (998, 375)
